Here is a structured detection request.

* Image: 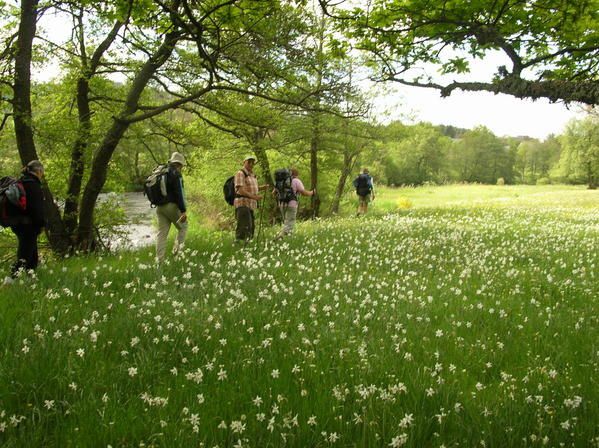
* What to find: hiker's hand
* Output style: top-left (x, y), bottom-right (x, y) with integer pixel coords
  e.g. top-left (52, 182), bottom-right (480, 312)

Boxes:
top-left (311, 188), bottom-right (316, 196)
top-left (259, 184), bottom-right (270, 191)
top-left (255, 194), bottom-right (263, 201)
top-left (178, 213), bottom-right (187, 223)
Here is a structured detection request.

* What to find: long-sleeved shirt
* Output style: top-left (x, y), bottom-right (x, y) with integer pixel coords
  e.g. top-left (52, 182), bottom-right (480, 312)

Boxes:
top-left (166, 165), bottom-right (186, 213)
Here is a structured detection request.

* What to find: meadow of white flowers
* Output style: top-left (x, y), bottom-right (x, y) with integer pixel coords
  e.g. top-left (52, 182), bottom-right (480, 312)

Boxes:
top-left (0, 203), bottom-right (597, 447)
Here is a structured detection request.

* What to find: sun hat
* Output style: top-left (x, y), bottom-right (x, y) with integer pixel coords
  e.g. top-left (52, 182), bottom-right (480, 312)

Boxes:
top-left (168, 152), bottom-right (186, 166)
top-left (243, 155), bottom-right (257, 162)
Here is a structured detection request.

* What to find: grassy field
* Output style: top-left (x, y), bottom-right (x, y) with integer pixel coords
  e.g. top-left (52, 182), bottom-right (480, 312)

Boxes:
top-left (371, 184), bottom-right (595, 211)
top-left (0, 185), bottom-right (598, 447)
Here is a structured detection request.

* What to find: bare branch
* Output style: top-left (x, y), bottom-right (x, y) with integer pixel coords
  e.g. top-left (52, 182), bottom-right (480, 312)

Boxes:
top-left (0, 113), bottom-right (12, 132)
top-left (122, 83), bottom-right (214, 124)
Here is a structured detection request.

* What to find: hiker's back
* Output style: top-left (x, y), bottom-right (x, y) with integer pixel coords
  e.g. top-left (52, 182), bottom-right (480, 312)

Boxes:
top-left (0, 172), bottom-right (44, 228)
top-left (144, 165), bottom-right (170, 206)
top-left (275, 168), bottom-right (296, 203)
top-left (355, 173), bottom-right (372, 197)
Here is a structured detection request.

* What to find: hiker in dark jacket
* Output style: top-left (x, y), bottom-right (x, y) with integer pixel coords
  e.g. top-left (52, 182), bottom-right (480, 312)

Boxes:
top-left (353, 168), bottom-right (375, 216)
top-left (3, 160), bottom-right (46, 285)
top-left (156, 152), bottom-right (188, 263)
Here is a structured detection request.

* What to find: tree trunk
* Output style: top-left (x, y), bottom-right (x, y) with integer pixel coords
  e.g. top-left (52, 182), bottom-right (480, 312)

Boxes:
top-left (64, 18), bottom-right (123, 238)
top-left (13, 0), bottom-right (69, 253)
top-left (588, 161), bottom-right (597, 189)
top-left (13, 0), bottom-right (37, 164)
top-left (76, 30), bottom-right (181, 250)
top-left (308, 17), bottom-right (325, 219)
top-left (330, 150), bottom-right (357, 215)
top-left (63, 77), bottom-right (91, 237)
top-left (310, 114), bottom-right (320, 218)
top-left (252, 129), bottom-right (274, 186)
top-left (251, 129), bottom-right (278, 223)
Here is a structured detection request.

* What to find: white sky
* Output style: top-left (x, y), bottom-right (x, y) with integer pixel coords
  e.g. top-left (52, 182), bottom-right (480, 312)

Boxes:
top-left (364, 48), bottom-right (586, 139)
top-left (34, 9), bottom-right (586, 141)
top-left (369, 83), bottom-right (584, 139)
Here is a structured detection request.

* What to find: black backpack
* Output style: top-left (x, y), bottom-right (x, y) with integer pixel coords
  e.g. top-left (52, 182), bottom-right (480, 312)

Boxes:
top-left (143, 165), bottom-right (170, 207)
top-left (223, 170), bottom-right (248, 205)
top-left (0, 176), bottom-right (27, 227)
top-left (274, 169), bottom-right (296, 203)
top-left (355, 173), bottom-right (371, 197)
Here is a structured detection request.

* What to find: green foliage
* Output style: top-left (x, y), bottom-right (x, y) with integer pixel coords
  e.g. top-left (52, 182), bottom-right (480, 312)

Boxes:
top-left (450, 126), bottom-right (513, 184)
top-left (380, 123), bottom-right (450, 185)
top-left (514, 136), bottom-right (562, 184)
top-left (328, 0), bottom-right (599, 103)
top-left (555, 117), bottom-right (599, 188)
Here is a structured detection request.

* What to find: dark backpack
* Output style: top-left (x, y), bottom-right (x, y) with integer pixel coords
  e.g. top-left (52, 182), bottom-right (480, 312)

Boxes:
top-left (223, 170), bottom-right (248, 206)
top-left (274, 168), bottom-right (296, 203)
top-left (143, 165), bottom-right (170, 207)
top-left (355, 173), bottom-right (371, 197)
top-left (0, 176), bottom-right (27, 227)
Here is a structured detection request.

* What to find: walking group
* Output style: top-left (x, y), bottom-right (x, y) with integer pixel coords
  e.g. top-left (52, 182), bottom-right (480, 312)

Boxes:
top-left (1, 153), bottom-right (375, 283)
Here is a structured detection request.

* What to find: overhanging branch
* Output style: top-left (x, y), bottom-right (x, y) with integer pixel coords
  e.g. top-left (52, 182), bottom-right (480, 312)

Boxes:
top-left (389, 74), bottom-right (599, 105)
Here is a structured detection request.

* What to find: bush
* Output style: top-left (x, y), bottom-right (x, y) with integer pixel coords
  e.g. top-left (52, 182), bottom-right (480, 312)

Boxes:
top-left (396, 196), bottom-right (413, 209)
top-left (496, 177), bottom-right (505, 185)
top-left (537, 177), bottom-right (551, 185)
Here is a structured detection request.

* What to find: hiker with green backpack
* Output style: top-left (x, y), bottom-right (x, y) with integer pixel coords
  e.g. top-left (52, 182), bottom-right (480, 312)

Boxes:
top-left (274, 167), bottom-right (314, 240)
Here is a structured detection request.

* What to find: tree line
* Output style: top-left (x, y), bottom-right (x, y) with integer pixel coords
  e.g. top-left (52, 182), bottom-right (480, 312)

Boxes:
top-left (370, 118), bottom-right (597, 188)
top-left (1, 0), bottom-right (597, 254)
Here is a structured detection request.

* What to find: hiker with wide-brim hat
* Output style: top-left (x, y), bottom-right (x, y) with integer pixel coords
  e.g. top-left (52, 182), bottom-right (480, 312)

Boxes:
top-left (155, 152), bottom-right (188, 262)
top-left (233, 156), bottom-right (269, 242)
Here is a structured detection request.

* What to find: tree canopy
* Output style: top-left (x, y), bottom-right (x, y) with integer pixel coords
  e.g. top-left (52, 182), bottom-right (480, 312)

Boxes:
top-left (321, 0), bottom-right (599, 105)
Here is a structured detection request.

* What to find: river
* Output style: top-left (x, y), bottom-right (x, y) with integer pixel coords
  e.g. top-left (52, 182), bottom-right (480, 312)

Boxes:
top-left (109, 192), bottom-right (155, 250)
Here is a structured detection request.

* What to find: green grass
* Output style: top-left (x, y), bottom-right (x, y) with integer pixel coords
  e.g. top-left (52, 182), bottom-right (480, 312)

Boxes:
top-left (370, 184), bottom-right (595, 212)
top-left (0, 185), bottom-right (598, 447)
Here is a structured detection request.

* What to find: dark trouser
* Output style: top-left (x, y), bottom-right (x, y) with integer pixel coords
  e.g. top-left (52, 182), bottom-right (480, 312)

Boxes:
top-left (235, 206), bottom-right (255, 241)
top-left (11, 225), bottom-right (39, 277)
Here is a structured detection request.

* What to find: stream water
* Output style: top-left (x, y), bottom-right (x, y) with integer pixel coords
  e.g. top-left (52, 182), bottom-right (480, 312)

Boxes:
top-left (110, 192), bottom-right (155, 250)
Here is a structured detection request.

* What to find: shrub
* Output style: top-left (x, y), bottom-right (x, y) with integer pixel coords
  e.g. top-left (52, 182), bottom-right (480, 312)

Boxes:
top-left (537, 177), bottom-right (551, 185)
top-left (396, 196), bottom-right (413, 209)
top-left (496, 177), bottom-right (505, 185)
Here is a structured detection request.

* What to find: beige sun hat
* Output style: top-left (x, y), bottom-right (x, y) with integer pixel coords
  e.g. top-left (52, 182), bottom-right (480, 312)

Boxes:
top-left (243, 155), bottom-right (256, 162)
top-left (168, 152), bottom-right (186, 166)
